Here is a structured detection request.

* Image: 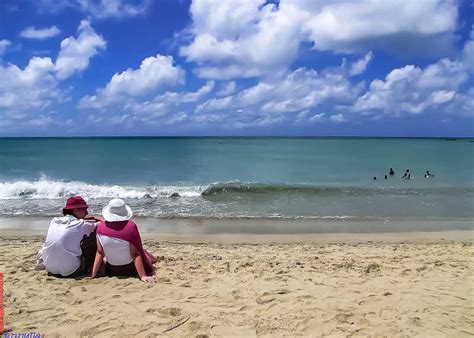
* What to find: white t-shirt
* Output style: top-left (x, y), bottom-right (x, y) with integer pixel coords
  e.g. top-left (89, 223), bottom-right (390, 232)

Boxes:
top-left (42, 215), bottom-right (96, 276)
top-left (97, 234), bottom-right (133, 266)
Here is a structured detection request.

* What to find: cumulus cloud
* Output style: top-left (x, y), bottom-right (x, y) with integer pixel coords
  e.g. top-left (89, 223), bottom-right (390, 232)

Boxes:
top-left (0, 40), bottom-right (11, 56)
top-left (155, 81), bottom-right (214, 104)
top-left (352, 30), bottom-right (474, 118)
top-left (85, 81), bottom-right (213, 128)
top-left (26, 114), bottom-right (56, 127)
top-left (301, 0), bottom-right (458, 54)
top-left (78, 0), bottom-right (151, 19)
top-left (0, 21), bottom-right (105, 128)
top-left (79, 54), bottom-right (185, 109)
top-left (295, 110), bottom-right (325, 124)
top-left (37, 0), bottom-right (150, 19)
top-left (217, 81), bottom-right (236, 96)
top-left (164, 111), bottom-right (188, 126)
top-left (348, 51), bottom-right (373, 76)
top-left (181, 0), bottom-right (307, 79)
top-left (446, 87), bottom-right (474, 117)
top-left (55, 20), bottom-right (106, 80)
top-left (194, 66), bottom-right (362, 127)
top-left (181, 0), bottom-right (459, 80)
top-left (330, 114), bottom-right (346, 123)
top-left (20, 26), bottom-right (61, 39)
top-left (0, 57), bottom-right (59, 112)
top-left (353, 57), bottom-right (469, 116)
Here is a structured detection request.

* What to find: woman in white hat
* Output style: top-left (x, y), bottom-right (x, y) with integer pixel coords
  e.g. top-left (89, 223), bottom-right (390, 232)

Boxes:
top-left (89, 198), bottom-right (157, 284)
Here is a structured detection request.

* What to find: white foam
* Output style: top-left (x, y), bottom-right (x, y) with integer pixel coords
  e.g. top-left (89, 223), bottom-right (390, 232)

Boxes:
top-left (0, 177), bottom-right (205, 200)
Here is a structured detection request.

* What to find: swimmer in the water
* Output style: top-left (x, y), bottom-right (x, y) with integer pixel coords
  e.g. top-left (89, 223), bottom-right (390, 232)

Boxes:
top-left (425, 170), bottom-right (435, 178)
top-left (401, 169), bottom-right (410, 179)
top-left (389, 168), bottom-right (395, 176)
top-left (384, 175), bottom-right (388, 180)
top-left (373, 176), bottom-right (377, 180)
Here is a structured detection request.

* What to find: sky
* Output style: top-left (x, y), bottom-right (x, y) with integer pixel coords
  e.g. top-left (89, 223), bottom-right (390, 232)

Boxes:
top-left (0, 0), bottom-right (473, 137)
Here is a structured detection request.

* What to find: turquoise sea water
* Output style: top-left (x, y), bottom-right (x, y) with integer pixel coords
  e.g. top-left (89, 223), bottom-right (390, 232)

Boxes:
top-left (0, 137), bottom-right (473, 222)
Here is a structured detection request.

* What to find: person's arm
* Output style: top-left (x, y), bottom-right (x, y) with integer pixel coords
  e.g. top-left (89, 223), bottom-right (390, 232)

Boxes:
top-left (81, 219), bottom-right (97, 237)
top-left (130, 244), bottom-right (155, 284)
top-left (84, 216), bottom-right (104, 222)
top-left (90, 239), bottom-right (104, 278)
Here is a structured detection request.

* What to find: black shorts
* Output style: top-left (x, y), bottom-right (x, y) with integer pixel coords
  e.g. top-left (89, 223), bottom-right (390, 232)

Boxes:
top-left (105, 261), bottom-right (138, 277)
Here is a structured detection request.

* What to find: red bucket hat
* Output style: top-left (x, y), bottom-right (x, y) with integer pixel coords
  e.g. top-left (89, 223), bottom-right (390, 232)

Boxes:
top-left (63, 196), bottom-right (89, 211)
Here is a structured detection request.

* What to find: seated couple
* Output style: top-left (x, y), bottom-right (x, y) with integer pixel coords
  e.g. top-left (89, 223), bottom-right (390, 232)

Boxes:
top-left (41, 196), bottom-right (157, 284)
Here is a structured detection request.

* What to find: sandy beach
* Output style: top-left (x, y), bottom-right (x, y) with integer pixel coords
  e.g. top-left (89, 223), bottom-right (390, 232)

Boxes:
top-left (1, 230), bottom-right (473, 337)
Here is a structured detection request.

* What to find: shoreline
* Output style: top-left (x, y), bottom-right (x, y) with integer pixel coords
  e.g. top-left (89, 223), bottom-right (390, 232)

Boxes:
top-left (0, 229), bottom-right (472, 244)
top-left (0, 216), bottom-right (472, 235)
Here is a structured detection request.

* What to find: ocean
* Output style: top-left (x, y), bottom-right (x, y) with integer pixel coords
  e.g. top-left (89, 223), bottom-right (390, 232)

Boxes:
top-left (0, 137), bottom-right (473, 231)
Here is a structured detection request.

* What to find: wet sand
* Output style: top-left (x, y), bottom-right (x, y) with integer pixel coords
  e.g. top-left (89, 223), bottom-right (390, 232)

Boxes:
top-left (1, 229), bottom-right (473, 336)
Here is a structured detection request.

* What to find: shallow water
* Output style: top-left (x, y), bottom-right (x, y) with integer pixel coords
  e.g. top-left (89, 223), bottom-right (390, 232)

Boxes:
top-left (0, 137), bottom-right (473, 223)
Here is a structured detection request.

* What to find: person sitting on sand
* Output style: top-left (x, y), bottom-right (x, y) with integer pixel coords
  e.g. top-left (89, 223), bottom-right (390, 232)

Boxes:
top-left (42, 196), bottom-right (101, 278)
top-left (89, 198), bottom-right (157, 284)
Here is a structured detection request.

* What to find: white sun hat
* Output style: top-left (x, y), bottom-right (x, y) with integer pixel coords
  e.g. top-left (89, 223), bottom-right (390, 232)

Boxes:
top-left (102, 198), bottom-right (133, 222)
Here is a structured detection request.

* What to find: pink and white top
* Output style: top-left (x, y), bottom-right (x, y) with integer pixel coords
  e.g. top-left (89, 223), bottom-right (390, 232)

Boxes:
top-left (97, 234), bottom-right (133, 266)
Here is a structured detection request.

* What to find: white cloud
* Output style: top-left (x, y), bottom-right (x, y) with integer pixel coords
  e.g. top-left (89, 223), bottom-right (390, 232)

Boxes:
top-left (295, 110), bottom-right (325, 124)
top-left (302, 0), bottom-right (458, 54)
top-left (79, 54), bottom-right (185, 109)
top-left (353, 57), bottom-right (468, 116)
top-left (155, 81), bottom-right (214, 104)
top-left (0, 57), bottom-right (59, 112)
top-left (37, 0), bottom-right (150, 19)
top-left (55, 20), bottom-right (106, 80)
top-left (26, 114), bottom-right (55, 127)
top-left (0, 40), bottom-right (11, 56)
top-left (195, 66), bottom-right (362, 127)
top-left (20, 26), bottom-right (61, 39)
top-left (78, 0), bottom-right (151, 19)
top-left (181, 0), bottom-right (459, 80)
top-left (100, 55), bottom-right (184, 97)
top-left (349, 51), bottom-right (373, 76)
top-left (0, 21), bottom-right (105, 127)
top-left (165, 111), bottom-right (188, 126)
top-left (309, 112), bottom-right (326, 123)
top-left (217, 81), bottom-right (236, 96)
top-left (181, 0), bottom-right (307, 79)
top-left (431, 90), bottom-right (455, 105)
top-left (198, 67), bottom-right (359, 114)
top-left (446, 88), bottom-right (474, 117)
top-left (330, 114), bottom-right (346, 123)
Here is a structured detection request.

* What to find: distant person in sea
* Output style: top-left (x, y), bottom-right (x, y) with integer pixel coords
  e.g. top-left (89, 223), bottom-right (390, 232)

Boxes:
top-left (425, 171), bottom-right (435, 178)
top-left (384, 175), bottom-right (388, 180)
top-left (90, 198), bottom-right (157, 284)
top-left (373, 176), bottom-right (377, 180)
top-left (389, 168), bottom-right (395, 176)
top-left (401, 169), bottom-right (411, 179)
top-left (41, 196), bottom-right (101, 278)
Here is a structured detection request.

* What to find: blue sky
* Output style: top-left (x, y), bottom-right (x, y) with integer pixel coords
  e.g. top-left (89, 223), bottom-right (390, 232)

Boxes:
top-left (0, 0), bottom-right (473, 137)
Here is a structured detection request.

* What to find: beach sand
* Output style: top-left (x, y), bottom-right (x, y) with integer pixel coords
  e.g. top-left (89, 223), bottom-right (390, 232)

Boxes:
top-left (1, 230), bottom-right (473, 337)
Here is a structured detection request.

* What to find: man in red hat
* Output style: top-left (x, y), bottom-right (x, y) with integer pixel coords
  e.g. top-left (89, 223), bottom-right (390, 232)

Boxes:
top-left (41, 196), bottom-right (103, 278)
